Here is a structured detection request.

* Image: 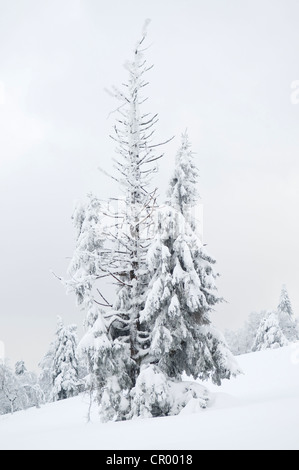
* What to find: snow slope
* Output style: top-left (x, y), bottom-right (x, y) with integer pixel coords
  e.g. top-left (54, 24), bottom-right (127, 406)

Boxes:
top-left (0, 343), bottom-right (299, 450)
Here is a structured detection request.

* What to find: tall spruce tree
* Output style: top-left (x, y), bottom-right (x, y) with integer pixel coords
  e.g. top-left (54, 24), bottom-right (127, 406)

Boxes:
top-left (90, 22), bottom-right (173, 390)
top-left (139, 135), bottom-right (240, 385)
top-left (104, 24), bottom-right (172, 380)
top-left (64, 24), bottom-right (172, 419)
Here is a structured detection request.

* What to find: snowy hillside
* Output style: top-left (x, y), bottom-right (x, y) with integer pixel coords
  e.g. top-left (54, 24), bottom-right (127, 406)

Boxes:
top-left (0, 343), bottom-right (299, 450)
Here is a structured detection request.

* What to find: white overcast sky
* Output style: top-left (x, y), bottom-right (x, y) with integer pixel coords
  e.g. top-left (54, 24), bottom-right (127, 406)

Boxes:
top-left (1, 0), bottom-right (299, 371)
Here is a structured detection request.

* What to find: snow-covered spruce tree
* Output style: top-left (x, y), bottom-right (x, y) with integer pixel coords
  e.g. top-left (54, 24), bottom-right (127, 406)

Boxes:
top-left (131, 137), bottom-right (240, 418)
top-left (277, 285), bottom-right (298, 342)
top-left (64, 24), bottom-right (174, 420)
top-left (51, 317), bottom-right (80, 401)
top-left (64, 27), bottom-right (238, 420)
top-left (103, 23), bottom-right (172, 380)
top-left (251, 311), bottom-right (289, 352)
top-left (139, 206), bottom-right (239, 384)
top-left (73, 24), bottom-right (172, 420)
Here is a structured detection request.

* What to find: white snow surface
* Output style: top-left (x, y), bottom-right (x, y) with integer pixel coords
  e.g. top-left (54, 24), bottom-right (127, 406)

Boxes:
top-left (0, 343), bottom-right (299, 450)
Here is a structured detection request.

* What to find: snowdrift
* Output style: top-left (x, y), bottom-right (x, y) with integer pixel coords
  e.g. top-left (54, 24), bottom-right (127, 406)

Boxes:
top-left (0, 343), bottom-right (298, 450)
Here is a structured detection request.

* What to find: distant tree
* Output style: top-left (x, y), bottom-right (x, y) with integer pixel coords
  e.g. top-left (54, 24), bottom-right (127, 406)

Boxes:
top-left (225, 290), bottom-right (299, 355)
top-left (252, 311), bottom-right (289, 352)
top-left (51, 317), bottom-right (80, 401)
top-left (0, 363), bottom-right (21, 414)
top-left (278, 284), bottom-right (294, 317)
top-left (277, 285), bottom-right (298, 342)
top-left (38, 342), bottom-right (56, 402)
top-left (225, 311), bottom-right (266, 355)
top-left (15, 360), bottom-right (27, 376)
top-left (15, 361), bottom-right (43, 409)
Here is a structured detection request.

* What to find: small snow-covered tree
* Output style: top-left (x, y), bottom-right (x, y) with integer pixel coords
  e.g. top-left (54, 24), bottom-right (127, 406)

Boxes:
top-left (277, 285), bottom-right (298, 342)
top-left (140, 206), bottom-right (240, 385)
top-left (252, 311), bottom-right (289, 352)
top-left (51, 317), bottom-right (80, 401)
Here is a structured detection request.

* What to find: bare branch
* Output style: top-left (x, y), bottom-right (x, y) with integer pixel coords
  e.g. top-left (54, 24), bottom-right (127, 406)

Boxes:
top-left (94, 299), bottom-right (112, 308)
top-left (142, 153), bottom-right (164, 164)
top-left (109, 271), bottom-right (132, 287)
top-left (96, 288), bottom-right (112, 307)
top-left (51, 270), bottom-right (63, 282)
top-left (98, 166), bottom-right (119, 183)
top-left (144, 135), bottom-right (175, 149)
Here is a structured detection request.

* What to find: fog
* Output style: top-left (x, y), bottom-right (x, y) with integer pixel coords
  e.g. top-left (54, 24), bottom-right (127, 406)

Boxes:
top-left (1, 0), bottom-right (299, 370)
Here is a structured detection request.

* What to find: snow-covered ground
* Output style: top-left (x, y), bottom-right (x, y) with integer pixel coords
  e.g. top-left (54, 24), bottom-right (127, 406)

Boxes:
top-left (0, 343), bottom-right (299, 450)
